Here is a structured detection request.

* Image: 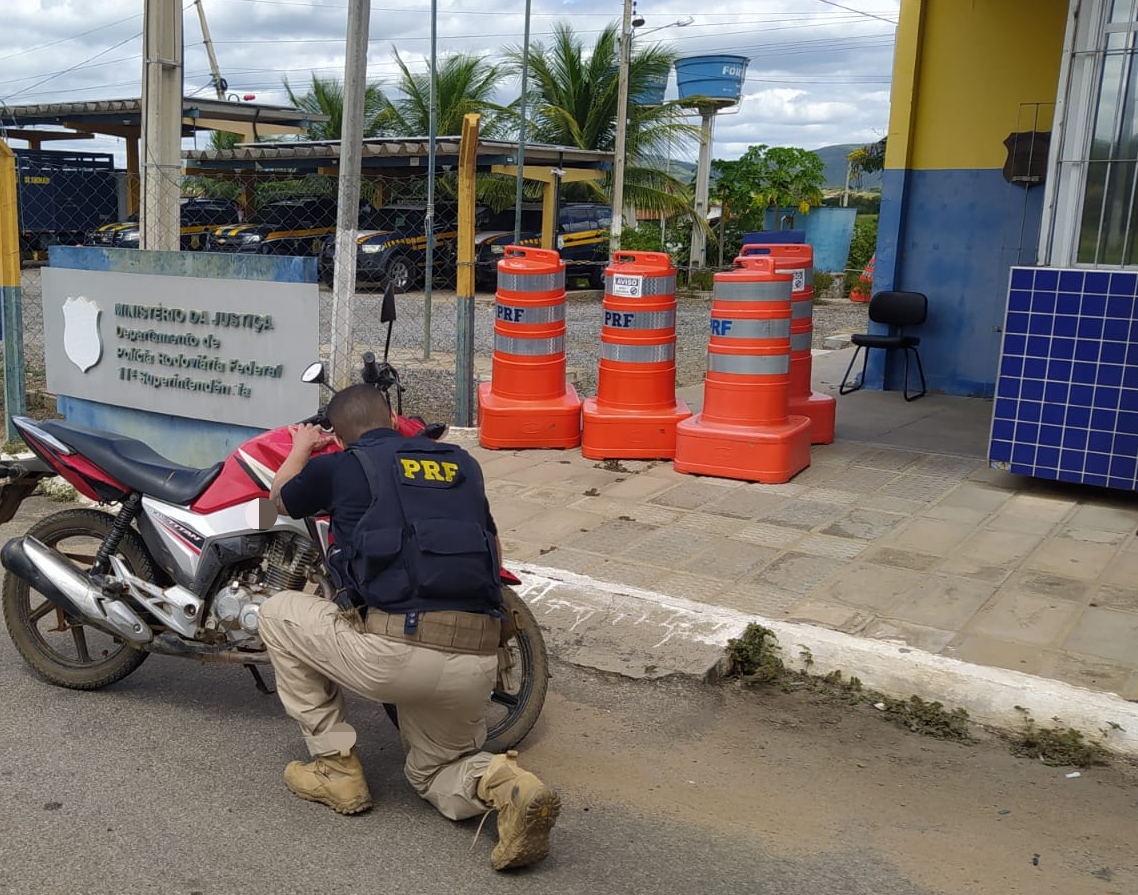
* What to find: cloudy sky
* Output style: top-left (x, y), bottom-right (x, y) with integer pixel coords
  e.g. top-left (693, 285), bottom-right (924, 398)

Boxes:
top-left (0, 0), bottom-right (900, 165)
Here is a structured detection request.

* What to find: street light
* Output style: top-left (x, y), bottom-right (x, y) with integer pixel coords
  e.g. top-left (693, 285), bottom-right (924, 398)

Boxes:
top-left (609, 6), bottom-right (692, 254)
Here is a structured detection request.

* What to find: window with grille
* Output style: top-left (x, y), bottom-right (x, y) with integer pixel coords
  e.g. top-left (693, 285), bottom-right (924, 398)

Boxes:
top-left (1044, 0), bottom-right (1138, 267)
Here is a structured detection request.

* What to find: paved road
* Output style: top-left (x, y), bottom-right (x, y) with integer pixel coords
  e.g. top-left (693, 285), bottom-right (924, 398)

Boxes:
top-left (3, 632), bottom-right (1135, 895)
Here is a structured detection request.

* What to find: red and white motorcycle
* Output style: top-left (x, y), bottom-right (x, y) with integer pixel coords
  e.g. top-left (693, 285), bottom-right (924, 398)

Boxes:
top-left (0, 319), bottom-right (548, 752)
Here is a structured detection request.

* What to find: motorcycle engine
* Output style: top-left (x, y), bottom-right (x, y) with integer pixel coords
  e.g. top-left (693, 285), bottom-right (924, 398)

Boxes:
top-left (205, 534), bottom-right (320, 643)
top-left (210, 581), bottom-right (268, 642)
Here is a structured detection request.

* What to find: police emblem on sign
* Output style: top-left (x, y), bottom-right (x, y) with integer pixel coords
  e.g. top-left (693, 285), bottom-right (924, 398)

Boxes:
top-left (62, 296), bottom-right (103, 373)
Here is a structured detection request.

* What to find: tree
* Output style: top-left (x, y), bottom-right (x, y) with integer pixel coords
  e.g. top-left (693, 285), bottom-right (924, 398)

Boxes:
top-left (709, 144), bottom-right (826, 264)
top-left (375, 51), bottom-right (510, 139)
top-left (844, 137), bottom-right (886, 203)
top-left (283, 73), bottom-right (386, 140)
top-left (504, 22), bottom-right (698, 217)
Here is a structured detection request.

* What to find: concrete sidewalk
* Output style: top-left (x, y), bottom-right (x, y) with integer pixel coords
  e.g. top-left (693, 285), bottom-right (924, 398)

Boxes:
top-left (454, 345), bottom-right (1138, 753)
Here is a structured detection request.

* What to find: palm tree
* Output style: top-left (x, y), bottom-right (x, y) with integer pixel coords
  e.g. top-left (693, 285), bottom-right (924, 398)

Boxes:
top-left (505, 22), bottom-right (698, 217)
top-left (374, 50), bottom-right (510, 138)
top-left (283, 73), bottom-right (387, 140)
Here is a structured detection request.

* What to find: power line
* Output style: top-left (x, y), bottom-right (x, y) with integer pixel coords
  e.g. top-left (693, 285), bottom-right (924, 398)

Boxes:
top-left (811, 0), bottom-right (898, 27)
top-left (0, 11), bottom-right (143, 65)
top-left (4, 30), bottom-right (143, 101)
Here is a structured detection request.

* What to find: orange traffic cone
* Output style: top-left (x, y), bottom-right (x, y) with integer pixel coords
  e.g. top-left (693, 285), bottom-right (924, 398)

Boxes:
top-left (581, 251), bottom-right (691, 459)
top-left (477, 246), bottom-right (582, 449)
top-left (674, 256), bottom-right (812, 484)
top-left (738, 243), bottom-right (835, 444)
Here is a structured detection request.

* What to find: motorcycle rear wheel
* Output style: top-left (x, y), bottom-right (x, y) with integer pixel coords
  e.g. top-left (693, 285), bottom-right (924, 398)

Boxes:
top-left (383, 585), bottom-right (550, 753)
top-left (2, 508), bottom-right (153, 690)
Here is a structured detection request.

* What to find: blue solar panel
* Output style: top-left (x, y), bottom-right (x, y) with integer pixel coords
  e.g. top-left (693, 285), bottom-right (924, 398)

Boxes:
top-left (989, 267), bottom-right (1138, 491)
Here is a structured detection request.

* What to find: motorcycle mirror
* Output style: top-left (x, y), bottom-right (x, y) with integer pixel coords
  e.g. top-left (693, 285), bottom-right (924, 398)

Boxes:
top-left (301, 362), bottom-right (326, 384)
top-left (380, 280), bottom-right (397, 323)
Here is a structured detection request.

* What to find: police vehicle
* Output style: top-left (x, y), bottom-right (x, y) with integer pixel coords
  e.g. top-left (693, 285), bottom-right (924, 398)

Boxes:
top-left (88, 198), bottom-right (239, 251)
top-left (474, 203), bottom-right (612, 290)
top-left (204, 196), bottom-right (339, 256)
top-left (318, 202), bottom-right (463, 293)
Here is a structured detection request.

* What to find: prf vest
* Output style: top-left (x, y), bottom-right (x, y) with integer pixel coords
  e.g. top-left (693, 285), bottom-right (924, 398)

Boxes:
top-left (338, 438), bottom-right (503, 618)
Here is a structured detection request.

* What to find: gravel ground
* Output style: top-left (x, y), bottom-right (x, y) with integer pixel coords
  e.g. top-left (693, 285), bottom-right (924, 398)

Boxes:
top-left (376, 286), bottom-right (869, 424)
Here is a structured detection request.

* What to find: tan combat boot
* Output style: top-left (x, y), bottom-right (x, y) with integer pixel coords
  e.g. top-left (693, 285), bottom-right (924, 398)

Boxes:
top-left (476, 750), bottom-right (561, 870)
top-left (283, 747), bottom-right (372, 815)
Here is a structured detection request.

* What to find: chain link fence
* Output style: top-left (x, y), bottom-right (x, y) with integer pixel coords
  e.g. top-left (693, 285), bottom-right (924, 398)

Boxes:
top-left (7, 164), bottom-right (627, 427)
top-left (6, 159), bottom-right (861, 432)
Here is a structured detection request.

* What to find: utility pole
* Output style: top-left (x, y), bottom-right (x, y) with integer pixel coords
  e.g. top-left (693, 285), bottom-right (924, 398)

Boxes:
top-left (140, 0), bottom-right (183, 252)
top-left (193, 0), bottom-right (227, 100)
top-left (609, 0), bottom-right (635, 256)
top-left (329, 0), bottom-right (370, 388)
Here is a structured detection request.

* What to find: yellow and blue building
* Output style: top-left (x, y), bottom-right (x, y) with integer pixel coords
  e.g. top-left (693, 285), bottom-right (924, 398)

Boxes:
top-left (876, 0), bottom-right (1137, 491)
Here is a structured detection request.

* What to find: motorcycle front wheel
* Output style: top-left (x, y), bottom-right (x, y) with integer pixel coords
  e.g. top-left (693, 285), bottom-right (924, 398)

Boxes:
top-left (383, 585), bottom-right (550, 753)
top-left (2, 508), bottom-right (153, 689)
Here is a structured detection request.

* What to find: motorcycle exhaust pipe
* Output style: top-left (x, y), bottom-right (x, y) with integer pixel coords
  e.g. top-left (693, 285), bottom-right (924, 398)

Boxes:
top-left (0, 536), bottom-right (152, 643)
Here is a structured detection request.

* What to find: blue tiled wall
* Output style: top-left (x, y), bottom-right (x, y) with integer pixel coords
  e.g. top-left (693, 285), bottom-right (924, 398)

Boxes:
top-left (989, 267), bottom-right (1138, 491)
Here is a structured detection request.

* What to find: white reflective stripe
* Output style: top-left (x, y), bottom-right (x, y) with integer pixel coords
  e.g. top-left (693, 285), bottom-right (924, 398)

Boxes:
top-left (495, 302), bottom-right (564, 324)
top-left (602, 308), bottom-right (676, 329)
top-left (497, 271), bottom-right (565, 293)
top-left (601, 342), bottom-right (675, 362)
top-left (791, 299), bottom-right (813, 320)
top-left (791, 332), bottom-right (813, 351)
top-left (604, 273), bottom-right (675, 296)
top-left (714, 280), bottom-right (791, 302)
top-left (494, 334), bottom-right (565, 355)
top-left (711, 318), bottom-right (790, 339)
top-left (707, 353), bottom-right (789, 375)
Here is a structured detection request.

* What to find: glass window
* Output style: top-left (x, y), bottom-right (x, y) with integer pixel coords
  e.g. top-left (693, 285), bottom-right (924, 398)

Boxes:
top-left (1074, 0), bottom-right (1138, 265)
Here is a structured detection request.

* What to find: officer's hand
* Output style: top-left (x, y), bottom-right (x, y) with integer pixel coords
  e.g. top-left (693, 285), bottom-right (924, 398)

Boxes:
top-left (289, 423), bottom-right (334, 456)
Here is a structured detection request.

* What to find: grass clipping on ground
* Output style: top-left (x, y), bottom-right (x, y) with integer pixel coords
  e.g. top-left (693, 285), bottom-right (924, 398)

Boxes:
top-left (724, 623), bottom-right (1114, 766)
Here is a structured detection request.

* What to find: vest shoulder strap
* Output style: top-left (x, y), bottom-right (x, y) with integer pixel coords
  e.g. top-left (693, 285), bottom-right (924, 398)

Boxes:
top-left (351, 447), bottom-right (384, 503)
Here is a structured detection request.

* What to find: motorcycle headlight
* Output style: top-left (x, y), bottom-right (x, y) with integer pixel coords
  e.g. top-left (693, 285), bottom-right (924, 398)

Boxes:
top-left (490, 244), bottom-right (506, 255)
top-left (360, 243), bottom-right (384, 254)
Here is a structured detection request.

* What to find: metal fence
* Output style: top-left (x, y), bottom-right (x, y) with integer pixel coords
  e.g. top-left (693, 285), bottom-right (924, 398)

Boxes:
top-left (5, 165), bottom-right (654, 429)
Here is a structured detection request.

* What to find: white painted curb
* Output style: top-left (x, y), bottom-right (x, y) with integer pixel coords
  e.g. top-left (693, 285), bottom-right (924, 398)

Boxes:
top-left (514, 563), bottom-right (1138, 757)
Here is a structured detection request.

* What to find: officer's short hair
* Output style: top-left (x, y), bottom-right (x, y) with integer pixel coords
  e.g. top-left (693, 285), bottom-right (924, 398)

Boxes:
top-left (327, 385), bottom-right (392, 443)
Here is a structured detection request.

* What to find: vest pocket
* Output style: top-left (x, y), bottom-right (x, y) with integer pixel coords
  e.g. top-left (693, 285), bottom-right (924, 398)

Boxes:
top-left (410, 519), bottom-right (493, 600)
top-left (349, 526), bottom-right (408, 597)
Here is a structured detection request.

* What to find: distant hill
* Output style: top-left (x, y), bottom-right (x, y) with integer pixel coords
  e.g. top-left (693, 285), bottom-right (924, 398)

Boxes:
top-left (813, 143), bottom-right (883, 190)
top-left (654, 144), bottom-right (882, 191)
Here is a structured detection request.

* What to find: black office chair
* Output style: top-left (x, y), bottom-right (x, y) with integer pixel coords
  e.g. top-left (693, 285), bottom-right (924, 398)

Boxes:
top-left (839, 290), bottom-right (928, 401)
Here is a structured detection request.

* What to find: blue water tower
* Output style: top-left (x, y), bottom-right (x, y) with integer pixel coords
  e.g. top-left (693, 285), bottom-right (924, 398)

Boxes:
top-left (632, 70), bottom-right (669, 106)
top-left (674, 55), bottom-right (749, 107)
top-left (675, 55), bottom-right (751, 271)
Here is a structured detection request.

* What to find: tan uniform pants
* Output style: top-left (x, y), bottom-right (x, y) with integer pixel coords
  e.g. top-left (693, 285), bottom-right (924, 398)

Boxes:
top-left (258, 589), bottom-right (498, 821)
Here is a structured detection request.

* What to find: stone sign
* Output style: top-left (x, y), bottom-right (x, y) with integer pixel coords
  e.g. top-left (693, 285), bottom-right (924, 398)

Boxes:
top-left (42, 267), bottom-right (318, 430)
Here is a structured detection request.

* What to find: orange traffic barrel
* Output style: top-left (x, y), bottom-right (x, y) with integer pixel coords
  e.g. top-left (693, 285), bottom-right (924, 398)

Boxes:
top-left (738, 243), bottom-right (835, 444)
top-left (477, 246), bottom-right (582, 449)
top-left (674, 256), bottom-right (811, 484)
top-left (581, 251), bottom-right (692, 459)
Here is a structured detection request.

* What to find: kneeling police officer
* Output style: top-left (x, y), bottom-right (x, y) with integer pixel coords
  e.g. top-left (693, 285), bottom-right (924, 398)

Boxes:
top-left (258, 384), bottom-right (560, 871)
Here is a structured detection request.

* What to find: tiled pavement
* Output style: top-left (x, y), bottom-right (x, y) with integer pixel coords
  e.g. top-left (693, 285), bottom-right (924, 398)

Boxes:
top-left (453, 347), bottom-right (1138, 703)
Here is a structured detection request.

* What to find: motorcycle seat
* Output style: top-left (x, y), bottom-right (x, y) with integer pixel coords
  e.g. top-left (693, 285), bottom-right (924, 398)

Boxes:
top-left (38, 419), bottom-right (224, 504)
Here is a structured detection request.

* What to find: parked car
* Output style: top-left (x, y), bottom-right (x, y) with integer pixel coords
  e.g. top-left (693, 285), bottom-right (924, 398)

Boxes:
top-left (475, 202), bottom-right (612, 290)
top-left (87, 198), bottom-right (240, 250)
top-left (318, 202), bottom-right (463, 292)
top-left (204, 196), bottom-right (339, 256)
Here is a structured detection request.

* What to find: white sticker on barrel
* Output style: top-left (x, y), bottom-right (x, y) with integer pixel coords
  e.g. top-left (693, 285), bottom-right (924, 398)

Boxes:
top-left (612, 274), bottom-right (644, 298)
top-left (792, 269), bottom-right (806, 292)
